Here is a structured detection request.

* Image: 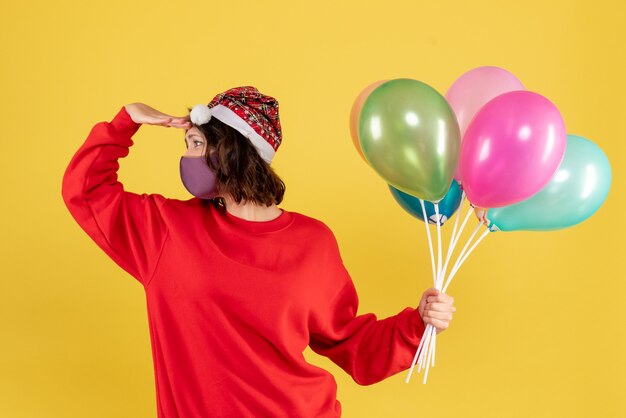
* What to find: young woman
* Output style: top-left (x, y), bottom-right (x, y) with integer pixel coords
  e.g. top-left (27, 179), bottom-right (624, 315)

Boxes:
top-left (61, 86), bottom-right (456, 418)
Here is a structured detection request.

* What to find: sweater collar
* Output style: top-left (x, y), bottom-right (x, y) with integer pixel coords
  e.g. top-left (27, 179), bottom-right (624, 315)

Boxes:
top-left (211, 203), bottom-right (294, 233)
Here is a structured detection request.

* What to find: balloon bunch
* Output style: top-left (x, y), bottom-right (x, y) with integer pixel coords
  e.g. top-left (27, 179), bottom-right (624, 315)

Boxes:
top-left (349, 67), bottom-right (612, 384)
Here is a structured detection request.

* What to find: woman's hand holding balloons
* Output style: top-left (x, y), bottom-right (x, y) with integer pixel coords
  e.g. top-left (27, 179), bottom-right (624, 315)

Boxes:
top-left (418, 288), bottom-right (456, 335)
top-left (125, 102), bottom-right (192, 129)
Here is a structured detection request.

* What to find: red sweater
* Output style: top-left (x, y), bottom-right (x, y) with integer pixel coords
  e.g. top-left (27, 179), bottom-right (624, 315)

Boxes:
top-left (61, 106), bottom-right (427, 418)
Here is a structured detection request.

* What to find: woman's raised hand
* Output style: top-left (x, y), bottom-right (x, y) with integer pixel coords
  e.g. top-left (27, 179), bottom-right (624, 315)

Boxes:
top-left (124, 103), bottom-right (192, 129)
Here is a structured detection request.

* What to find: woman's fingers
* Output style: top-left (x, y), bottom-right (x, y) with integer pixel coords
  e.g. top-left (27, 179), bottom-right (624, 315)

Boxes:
top-left (426, 302), bottom-right (456, 312)
top-left (172, 121), bottom-right (193, 129)
top-left (158, 118), bottom-right (174, 128)
top-left (427, 293), bottom-right (454, 304)
top-left (418, 287), bottom-right (440, 318)
top-left (425, 297), bottom-right (446, 306)
top-left (423, 291), bottom-right (455, 333)
top-left (423, 317), bottom-right (449, 331)
top-left (419, 289), bottom-right (457, 336)
top-left (149, 112), bottom-right (189, 126)
top-left (424, 309), bottom-right (453, 320)
top-left (126, 104), bottom-right (192, 127)
top-left (158, 116), bottom-right (192, 129)
top-left (169, 115), bottom-right (191, 124)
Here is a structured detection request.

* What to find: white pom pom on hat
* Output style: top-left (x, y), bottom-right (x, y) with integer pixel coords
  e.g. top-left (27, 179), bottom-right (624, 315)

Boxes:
top-left (190, 104), bottom-right (212, 125)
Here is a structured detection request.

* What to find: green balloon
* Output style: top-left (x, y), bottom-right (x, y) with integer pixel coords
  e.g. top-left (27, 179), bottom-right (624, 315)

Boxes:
top-left (488, 135), bottom-right (612, 232)
top-left (358, 78), bottom-right (460, 202)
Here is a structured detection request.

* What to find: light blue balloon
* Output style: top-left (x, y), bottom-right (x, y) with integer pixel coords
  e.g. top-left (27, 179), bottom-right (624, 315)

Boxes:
top-left (389, 180), bottom-right (463, 226)
top-left (488, 134), bottom-right (611, 232)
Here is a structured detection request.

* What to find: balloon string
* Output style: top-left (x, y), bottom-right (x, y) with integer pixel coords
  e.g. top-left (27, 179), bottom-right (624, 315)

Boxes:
top-left (426, 223), bottom-right (490, 383)
top-left (407, 194), bottom-right (467, 384)
top-left (435, 203), bottom-right (443, 289)
top-left (423, 203), bottom-right (444, 385)
top-left (424, 194), bottom-right (466, 383)
top-left (424, 203), bottom-right (443, 383)
top-left (421, 208), bottom-right (475, 383)
top-left (410, 202), bottom-right (444, 383)
top-left (452, 201), bottom-right (475, 254)
top-left (406, 323), bottom-right (431, 383)
top-left (439, 222), bottom-right (483, 295)
top-left (419, 199), bottom-right (437, 287)
top-left (443, 227), bottom-right (491, 293)
top-left (419, 324), bottom-right (435, 369)
top-left (407, 199), bottom-right (437, 384)
top-left (423, 326), bottom-right (436, 384)
top-left (408, 203), bottom-right (490, 384)
top-left (418, 325), bottom-right (433, 373)
top-left (440, 192), bottom-right (466, 289)
top-left (431, 331), bottom-right (436, 368)
top-left (447, 192), bottom-right (466, 260)
top-left (453, 221), bottom-right (483, 273)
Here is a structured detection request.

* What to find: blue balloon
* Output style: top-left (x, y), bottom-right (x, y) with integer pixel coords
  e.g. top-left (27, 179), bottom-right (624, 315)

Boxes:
top-left (389, 180), bottom-right (463, 225)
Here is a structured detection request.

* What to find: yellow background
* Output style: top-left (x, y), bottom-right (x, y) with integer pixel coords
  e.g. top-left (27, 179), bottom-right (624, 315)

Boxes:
top-left (1, 0), bottom-right (624, 417)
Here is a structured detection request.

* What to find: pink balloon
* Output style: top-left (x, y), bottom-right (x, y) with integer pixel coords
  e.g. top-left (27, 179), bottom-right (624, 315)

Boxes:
top-left (446, 66), bottom-right (525, 182)
top-left (459, 91), bottom-right (567, 208)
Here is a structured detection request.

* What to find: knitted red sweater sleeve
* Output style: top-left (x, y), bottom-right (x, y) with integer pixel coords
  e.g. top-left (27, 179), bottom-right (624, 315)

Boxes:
top-left (61, 106), bottom-right (170, 286)
top-left (309, 231), bottom-right (426, 386)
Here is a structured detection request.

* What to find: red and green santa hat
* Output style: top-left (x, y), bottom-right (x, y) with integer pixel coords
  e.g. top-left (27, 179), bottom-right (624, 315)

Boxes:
top-left (189, 86), bottom-right (282, 164)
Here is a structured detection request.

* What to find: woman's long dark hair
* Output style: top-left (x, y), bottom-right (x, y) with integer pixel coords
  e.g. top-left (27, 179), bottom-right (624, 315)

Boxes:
top-left (187, 108), bottom-right (286, 207)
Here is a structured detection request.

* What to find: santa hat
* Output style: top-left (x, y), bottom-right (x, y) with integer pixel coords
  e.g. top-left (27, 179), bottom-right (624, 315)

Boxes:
top-left (189, 86), bottom-right (282, 164)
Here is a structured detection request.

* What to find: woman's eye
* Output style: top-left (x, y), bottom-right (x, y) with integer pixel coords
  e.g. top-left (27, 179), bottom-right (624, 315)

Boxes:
top-left (193, 140), bottom-right (203, 148)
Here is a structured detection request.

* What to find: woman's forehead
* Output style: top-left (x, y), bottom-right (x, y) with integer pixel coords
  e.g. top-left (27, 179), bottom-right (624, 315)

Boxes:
top-left (185, 127), bottom-right (203, 138)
